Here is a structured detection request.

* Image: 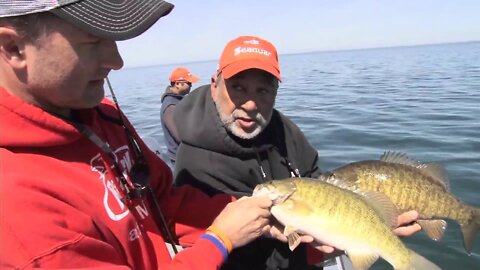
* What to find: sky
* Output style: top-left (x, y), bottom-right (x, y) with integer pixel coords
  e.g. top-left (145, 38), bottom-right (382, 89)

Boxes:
top-left (117, 0), bottom-right (480, 68)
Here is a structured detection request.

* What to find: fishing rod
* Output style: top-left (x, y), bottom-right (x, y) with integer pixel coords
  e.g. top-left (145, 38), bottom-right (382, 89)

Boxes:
top-left (105, 77), bottom-right (179, 255)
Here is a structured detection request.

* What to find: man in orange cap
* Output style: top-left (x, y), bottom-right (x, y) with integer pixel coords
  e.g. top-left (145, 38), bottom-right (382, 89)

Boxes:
top-left (173, 35), bottom-right (422, 269)
top-left (161, 67), bottom-right (199, 164)
top-left (174, 35), bottom-right (322, 269)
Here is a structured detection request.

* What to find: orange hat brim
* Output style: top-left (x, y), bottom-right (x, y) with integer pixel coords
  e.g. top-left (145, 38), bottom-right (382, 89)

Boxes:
top-left (184, 74), bottom-right (200, 83)
top-left (220, 59), bottom-right (281, 81)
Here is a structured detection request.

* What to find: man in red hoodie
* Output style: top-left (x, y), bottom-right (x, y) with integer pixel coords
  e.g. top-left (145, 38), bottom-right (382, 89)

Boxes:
top-left (0, 1), bottom-right (314, 269)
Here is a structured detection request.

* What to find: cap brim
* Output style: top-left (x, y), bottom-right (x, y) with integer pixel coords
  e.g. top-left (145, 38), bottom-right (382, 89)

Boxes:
top-left (221, 59), bottom-right (281, 81)
top-left (50, 0), bottom-right (174, 41)
top-left (186, 75), bottom-right (200, 83)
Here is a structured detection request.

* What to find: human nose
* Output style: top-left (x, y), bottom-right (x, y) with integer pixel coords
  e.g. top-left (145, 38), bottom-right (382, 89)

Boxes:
top-left (101, 39), bottom-right (124, 70)
top-left (241, 99), bottom-right (258, 112)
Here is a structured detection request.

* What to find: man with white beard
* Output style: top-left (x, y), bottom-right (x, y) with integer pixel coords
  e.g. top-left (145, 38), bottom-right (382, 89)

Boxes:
top-left (173, 35), bottom-right (323, 270)
top-left (173, 35), bottom-right (422, 270)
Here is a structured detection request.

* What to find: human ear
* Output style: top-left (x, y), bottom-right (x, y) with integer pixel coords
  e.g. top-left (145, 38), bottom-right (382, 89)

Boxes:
top-left (0, 27), bottom-right (26, 69)
top-left (210, 75), bottom-right (218, 101)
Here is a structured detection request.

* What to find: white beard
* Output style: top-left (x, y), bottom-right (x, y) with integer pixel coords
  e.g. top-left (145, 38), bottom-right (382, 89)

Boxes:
top-left (216, 103), bottom-right (271, 140)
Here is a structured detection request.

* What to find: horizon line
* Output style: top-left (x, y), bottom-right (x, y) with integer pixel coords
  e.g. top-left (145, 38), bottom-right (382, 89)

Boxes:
top-left (124, 39), bottom-right (480, 70)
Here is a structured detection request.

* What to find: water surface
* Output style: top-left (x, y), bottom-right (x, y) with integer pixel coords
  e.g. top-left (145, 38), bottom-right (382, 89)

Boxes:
top-left (110, 41), bottom-right (480, 269)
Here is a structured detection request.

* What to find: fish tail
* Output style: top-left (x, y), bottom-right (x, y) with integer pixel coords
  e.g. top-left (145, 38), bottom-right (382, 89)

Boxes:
top-left (460, 206), bottom-right (480, 254)
top-left (396, 250), bottom-right (441, 270)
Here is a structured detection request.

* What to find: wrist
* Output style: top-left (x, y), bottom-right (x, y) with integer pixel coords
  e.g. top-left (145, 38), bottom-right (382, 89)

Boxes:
top-left (200, 234), bottom-right (229, 261)
top-left (206, 225), bottom-right (233, 253)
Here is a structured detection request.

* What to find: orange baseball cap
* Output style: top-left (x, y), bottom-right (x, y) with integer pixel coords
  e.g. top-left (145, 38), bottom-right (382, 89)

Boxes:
top-left (217, 36), bottom-right (281, 81)
top-left (169, 67), bottom-right (199, 83)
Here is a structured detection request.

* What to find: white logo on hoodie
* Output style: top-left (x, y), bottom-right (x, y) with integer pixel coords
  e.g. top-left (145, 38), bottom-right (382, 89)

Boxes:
top-left (91, 145), bottom-right (131, 221)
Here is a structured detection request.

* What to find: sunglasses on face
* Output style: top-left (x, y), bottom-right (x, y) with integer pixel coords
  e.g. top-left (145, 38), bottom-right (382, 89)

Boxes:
top-left (175, 81), bottom-right (192, 87)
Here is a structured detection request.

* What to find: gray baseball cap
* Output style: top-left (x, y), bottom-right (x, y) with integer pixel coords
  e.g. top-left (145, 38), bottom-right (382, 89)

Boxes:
top-left (0, 0), bottom-right (174, 40)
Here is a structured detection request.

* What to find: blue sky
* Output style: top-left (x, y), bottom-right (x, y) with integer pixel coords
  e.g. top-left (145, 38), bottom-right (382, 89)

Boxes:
top-left (117, 0), bottom-right (480, 68)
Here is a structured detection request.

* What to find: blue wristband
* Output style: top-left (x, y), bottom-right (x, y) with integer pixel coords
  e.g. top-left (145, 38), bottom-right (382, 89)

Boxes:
top-left (200, 234), bottom-right (228, 260)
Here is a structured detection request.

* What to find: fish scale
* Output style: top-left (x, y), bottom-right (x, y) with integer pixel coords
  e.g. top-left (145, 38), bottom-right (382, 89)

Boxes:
top-left (356, 162), bottom-right (473, 223)
top-left (321, 151), bottom-right (480, 254)
top-left (253, 178), bottom-right (440, 270)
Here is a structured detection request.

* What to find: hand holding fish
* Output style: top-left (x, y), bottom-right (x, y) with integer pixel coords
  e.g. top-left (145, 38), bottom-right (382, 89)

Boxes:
top-left (210, 196), bottom-right (272, 249)
top-left (265, 210), bottom-right (422, 253)
top-left (320, 151), bottom-right (480, 254)
top-left (393, 210), bottom-right (422, 237)
top-left (253, 178), bottom-right (441, 270)
top-left (264, 220), bottom-right (336, 253)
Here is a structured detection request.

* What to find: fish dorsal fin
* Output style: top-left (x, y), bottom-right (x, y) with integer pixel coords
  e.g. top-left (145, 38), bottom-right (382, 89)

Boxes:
top-left (359, 191), bottom-right (398, 228)
top-left (284, 226), bottom-right (302, 251)
top-left (417, 219), bottom-right (448, 241)
top-left (380, 151), bottom-right (420, 166)
top-left (380, 151), bottom-right (450, 191)
top-left (416, 163), bottom-right (450, 191)
top-left (346, 250), bottom-right (379, 270)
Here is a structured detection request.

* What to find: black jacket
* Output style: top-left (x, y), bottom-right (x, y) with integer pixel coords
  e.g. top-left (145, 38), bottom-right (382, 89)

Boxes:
top-left (174, 85), bottom-right (321, 270)
top-left (160, 87), bottom-right (184, 161)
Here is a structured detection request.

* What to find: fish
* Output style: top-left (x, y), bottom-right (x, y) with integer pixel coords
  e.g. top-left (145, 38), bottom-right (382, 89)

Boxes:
top-left (253, 177), bottom-right (441, 270)
top-left (318, 151), bottom-right (480, 254)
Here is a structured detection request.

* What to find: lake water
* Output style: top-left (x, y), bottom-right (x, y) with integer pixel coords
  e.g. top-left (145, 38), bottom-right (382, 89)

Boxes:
top-left (108, 41), bottom-right (480, 269)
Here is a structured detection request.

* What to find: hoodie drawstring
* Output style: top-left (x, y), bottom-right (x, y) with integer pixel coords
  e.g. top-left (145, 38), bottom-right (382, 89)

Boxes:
top-left (284, 156), bottom-right (301, 178)
top-left (254, 148), bottom-right (267, 180)
top-left (254, 147), bottom-right (301, 180)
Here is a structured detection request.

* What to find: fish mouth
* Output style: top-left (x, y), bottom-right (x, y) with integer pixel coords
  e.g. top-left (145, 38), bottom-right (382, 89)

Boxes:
top-left (318, 172), bottom-right (333, 181)
top-left (273, 193), bottom-right (294, 205)
top-left (252, 184), bottom-right (269, 197)
top-left (253, 181), bottom-right (297, 205)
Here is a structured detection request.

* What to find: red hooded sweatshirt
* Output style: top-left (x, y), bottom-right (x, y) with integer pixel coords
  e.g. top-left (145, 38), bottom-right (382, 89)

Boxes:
top-left (0, 88), bottom-right (233, 269)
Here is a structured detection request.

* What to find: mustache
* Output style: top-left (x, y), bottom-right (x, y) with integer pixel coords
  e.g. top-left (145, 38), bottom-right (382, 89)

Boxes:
top-left (231, 109), bottom-right (265, 123)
